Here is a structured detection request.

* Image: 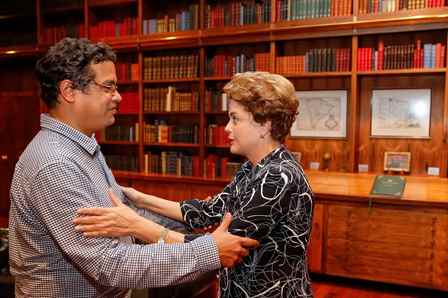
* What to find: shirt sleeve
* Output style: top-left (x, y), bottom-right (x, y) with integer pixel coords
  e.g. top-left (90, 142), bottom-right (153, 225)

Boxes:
top-left (180, 182), bottom-right (233, 231)
top-left (181, 165), bottom-right (299, 241)
top-left (29, 160), bottom-right (220, 289)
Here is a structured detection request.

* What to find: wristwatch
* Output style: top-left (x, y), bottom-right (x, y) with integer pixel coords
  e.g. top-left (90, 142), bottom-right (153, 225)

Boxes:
top-left (157, 227), bottom-right (169, 244)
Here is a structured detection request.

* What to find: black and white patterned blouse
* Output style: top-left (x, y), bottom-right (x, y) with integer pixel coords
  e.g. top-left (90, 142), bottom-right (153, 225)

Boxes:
top-left (181, 145), bottom-right (314, 298)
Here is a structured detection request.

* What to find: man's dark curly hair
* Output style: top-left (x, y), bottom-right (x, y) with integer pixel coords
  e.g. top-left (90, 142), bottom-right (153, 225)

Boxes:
top-left (35, 37), bottom-right (117, 108)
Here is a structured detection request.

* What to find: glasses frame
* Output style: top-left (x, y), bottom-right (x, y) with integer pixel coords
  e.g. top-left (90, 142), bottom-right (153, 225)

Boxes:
top-left (92, 81), bottom-right (118, 95)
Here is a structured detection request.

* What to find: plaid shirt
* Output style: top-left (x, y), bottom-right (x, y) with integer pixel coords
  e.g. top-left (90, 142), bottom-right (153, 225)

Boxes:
top-left (9, 114), bottom-right (220, 298)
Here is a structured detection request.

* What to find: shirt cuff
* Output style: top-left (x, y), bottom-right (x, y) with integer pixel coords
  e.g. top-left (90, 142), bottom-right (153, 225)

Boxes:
top-left (190, 234), bottom-right (220, 271)
top-left (184, 233), bottom-right (202, 243)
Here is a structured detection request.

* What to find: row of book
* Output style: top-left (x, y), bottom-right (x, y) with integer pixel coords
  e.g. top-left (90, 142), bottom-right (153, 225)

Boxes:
top-left (143, 55), bottom-right (199, 80)
top-left (142, 4), bottom-right (199, 34)
top-left (204, 155), bottom-right (242, 179)
top-left (144, 152), bottom-right (200, 177)
top-left (357, 41), bottom-right (446, 71)
top-left (105, 155), bottom-right (138, 172)
top-left (41, 24), bottom-right (84, 44)
top-left (89, 18), bottom-right (137, 39)
top-left (359, 0), bottom-right (446, 14)
top-left (144, 121), bottom-right (199, 144)
top-left (277, 48), bottom-right (351, 73)
top-left (143, 152), bottom-right (242, 179)
top-left (205, 90), bottom-right (228, 112)
top-left (119, 91), bottom-right (139, 114)
top-left (206, 124), bottom-right (230, 146)
top-left (205, 0), bottom-right (271, 28)
top-left (102, 123), bottom-right (139, 142)
top-left (143, 87), bottom-right (200, 113)
top-left (205, 52), bottom-right (271, 77)
top-left (117, 61), bottom-right (139, 81)
top-left (277, 0), bottom-right (352, 20)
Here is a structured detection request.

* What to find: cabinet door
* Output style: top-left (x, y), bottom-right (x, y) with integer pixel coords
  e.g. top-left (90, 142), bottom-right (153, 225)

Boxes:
top-left (308, 203), bottom-right (324, 273)
top-left (326, 204), bottom-right (437, 289)
top-left (0, 92), bottom-right (39, 221)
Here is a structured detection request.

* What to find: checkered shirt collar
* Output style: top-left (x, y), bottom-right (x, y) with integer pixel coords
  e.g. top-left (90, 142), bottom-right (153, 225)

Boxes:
top-left (40, 113), bottom-right (99, 156)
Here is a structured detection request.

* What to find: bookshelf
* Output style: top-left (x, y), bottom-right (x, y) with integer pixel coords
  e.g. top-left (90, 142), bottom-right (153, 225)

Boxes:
top-left (1, 0), bottom-right (448, 183)
top-left (2, 2), bottom-right (448, 293)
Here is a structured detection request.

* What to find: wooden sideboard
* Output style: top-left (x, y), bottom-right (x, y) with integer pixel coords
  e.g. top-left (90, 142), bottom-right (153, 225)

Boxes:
top-left (115, 170), bottom-right (448, 291)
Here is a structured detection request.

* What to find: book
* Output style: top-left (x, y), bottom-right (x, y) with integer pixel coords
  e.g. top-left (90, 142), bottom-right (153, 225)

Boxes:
top-left (370, 175), bottom-right (406, 197)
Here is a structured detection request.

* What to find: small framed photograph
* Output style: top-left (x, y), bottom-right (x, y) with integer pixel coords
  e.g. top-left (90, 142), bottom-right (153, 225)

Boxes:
top-left (291, 90), bottom-right (348, 138)
top-left (384, 152), bottom-right (411, 172)
top-left (371, 89), bottom-right (431, 138)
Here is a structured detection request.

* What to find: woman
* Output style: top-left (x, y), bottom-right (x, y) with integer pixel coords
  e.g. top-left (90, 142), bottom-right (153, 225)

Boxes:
top-left (75, 71), bottom-right (314, 297)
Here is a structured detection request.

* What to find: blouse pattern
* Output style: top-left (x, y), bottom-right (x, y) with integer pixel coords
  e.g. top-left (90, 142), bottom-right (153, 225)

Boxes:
top-left (180, 145), bottom-right (314, 298)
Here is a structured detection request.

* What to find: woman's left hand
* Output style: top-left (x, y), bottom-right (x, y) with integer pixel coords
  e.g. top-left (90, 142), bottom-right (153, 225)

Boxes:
top-left (74, 190), bottom-right (141, 238)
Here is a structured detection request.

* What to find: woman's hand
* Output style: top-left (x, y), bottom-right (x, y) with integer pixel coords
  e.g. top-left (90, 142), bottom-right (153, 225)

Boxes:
top-left (121, 186), bottom-right (145, 208)
top-left (74, 190), bottom-right (142, 238)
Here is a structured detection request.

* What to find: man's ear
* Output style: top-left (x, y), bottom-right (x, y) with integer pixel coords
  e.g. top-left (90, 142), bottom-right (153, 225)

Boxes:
top-left (58, 80), bottom-right (76, 103)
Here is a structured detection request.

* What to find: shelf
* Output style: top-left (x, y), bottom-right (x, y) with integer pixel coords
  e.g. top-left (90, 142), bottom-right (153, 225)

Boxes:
top-left (145, 143), bottom-right (200, 148)
top-left (88, 0), bottom-right (136, 8)
top-left (114, 170), bottom-right (230, 185)
top-left (0, 46), bottom-right (41, 58)
top-left (41, 5), bottom-right (84, 15)
top-left (205, 145), bottom-right (230, 149)
top-left (93, 36), bottom-right (139, 49)
top-left (204, 77), bottom-right (232, 81)
top-left (144, 112), bottom-right (200, 115)
top-left (99, 140), bottom-right (138, 145)
top-left (357, 68), bottom-right (446, 76)
top-left (284, 72), bottom-right (352, 78)
top-left (143, 78), bottom-right (200, 84)
top-left (118, 80), bottom-right (139, 85)
top-left (205, 112), bottom-right (228, 115)
top-left (116, 112), bottom-right (138, 116)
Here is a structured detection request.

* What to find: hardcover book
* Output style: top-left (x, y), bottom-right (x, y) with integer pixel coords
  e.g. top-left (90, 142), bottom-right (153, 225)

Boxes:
top-left (370, 175), bottom-right (406, 197)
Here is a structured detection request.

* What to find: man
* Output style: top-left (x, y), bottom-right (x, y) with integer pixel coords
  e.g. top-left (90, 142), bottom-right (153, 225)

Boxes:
top-left (9, 37), bottom-right (258, 297)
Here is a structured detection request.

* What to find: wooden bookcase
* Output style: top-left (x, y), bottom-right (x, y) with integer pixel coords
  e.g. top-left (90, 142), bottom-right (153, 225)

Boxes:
top-left (1, 1), bottom-right (448, 291)
top-left (0, 0), bottom-right (447, 207)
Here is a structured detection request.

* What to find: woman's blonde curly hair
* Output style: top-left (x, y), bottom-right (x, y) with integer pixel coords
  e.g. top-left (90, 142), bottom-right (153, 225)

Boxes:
top-left (223, 71), bottom-right (299, 143)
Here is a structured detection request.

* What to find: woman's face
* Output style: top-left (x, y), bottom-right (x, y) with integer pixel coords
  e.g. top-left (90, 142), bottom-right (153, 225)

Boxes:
top-left (225, 99), bottom-right (267, 158)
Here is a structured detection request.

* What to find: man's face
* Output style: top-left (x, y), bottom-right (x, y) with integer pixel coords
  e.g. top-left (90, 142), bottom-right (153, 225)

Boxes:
top-left (75, 61), bottom-right (121, 135)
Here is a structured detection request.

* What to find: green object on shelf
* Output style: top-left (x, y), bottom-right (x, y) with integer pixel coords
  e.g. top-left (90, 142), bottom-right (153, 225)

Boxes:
top-left (370, 175), bottom-right (406, 197)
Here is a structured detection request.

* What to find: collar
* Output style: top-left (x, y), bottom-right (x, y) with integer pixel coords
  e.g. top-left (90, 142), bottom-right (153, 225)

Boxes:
top-left (40, 114), bottom-right (99, 156)
top-left (242, 145), bottom-right (285, 175)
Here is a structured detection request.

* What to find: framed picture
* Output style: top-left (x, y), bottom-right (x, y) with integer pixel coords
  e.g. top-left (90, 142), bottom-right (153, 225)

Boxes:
top-left (291, 90), bottom-right (347, 138)
top-left (384, 151), bottom-right (411, 172)
top-left (371, 89), bottom-right (431, 138)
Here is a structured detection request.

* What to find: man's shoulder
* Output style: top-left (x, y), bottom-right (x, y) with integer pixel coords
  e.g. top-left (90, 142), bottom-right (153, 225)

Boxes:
top-left (16, 130), bottom-right (79, 178)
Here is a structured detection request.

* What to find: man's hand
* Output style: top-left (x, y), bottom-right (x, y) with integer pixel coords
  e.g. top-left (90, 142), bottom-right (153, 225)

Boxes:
top-left (74, 190), bottom-right (143, 238)
top-left (211, 213), bottom-right (259, 268)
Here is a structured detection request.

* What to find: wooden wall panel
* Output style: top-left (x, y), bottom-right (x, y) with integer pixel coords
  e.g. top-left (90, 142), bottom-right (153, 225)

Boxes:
top-left (286, 77), bottom-right (352, 172)
top-left (325, 204), bottom-right (445, 290)
top-left (308, 203), bottom-right (324, 273)
top-left (357, 74), bottom-right (446, 175)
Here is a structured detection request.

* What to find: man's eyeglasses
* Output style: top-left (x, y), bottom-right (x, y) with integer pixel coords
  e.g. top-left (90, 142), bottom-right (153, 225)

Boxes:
top-left (92, 81), bottom-right (118, 95)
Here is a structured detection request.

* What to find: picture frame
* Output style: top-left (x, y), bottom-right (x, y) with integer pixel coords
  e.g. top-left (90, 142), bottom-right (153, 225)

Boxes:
top-left (371, 89), bottom-right (431, 138)
top-left (291, 90), bottom-right (347, 138)
top-left (384, 151), bottom-right (411, 172)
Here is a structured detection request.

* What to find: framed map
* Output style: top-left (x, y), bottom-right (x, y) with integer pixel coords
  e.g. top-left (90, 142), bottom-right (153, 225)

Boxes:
top-left (371, 89), bottom-right (431, 138)
top-left (291, 90), bottom-right (347, 138)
